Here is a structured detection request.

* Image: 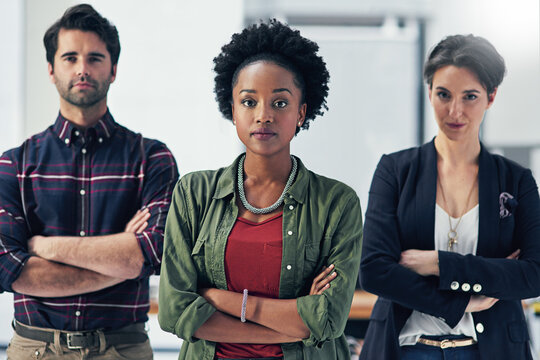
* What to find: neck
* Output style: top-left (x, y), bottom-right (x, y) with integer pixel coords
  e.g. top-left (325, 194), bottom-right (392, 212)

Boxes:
top-left (243, 150), bottom-right (293, 184)
top-left (434, 133), bottom-right (480, 167)
top-left (59, 98), bottom-right (108, 128)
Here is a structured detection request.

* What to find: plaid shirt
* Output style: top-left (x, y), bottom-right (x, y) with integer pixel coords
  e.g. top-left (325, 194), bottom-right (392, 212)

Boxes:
top-left (0, 110), bottom-right (178, 331)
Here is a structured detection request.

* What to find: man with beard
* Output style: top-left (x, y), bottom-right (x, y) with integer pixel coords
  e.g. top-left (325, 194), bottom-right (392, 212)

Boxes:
top-left (0, 4), bottom-right (178, 359)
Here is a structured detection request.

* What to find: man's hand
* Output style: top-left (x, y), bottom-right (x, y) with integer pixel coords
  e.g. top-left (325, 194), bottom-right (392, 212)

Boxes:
top-left (399, 249), bottom-right (439, 276)
top-left (124, 208), bottom-right (151, 233)
top-left (310, 264), bottom-right (337, 295)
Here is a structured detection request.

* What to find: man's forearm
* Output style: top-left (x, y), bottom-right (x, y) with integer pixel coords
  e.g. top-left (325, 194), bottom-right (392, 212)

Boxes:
top-left (11, 256), bottom-right (124, 297)
top-left (29, 233), bottom-right (144, 279)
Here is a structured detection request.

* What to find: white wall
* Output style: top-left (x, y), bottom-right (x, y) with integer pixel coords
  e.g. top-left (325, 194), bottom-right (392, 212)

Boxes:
top-left (0, 0), bottom-right (24, 150)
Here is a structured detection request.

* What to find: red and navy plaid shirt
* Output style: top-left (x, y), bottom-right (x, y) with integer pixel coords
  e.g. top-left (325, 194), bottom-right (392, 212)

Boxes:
top-left (0, 110), bottom-right (178, 331)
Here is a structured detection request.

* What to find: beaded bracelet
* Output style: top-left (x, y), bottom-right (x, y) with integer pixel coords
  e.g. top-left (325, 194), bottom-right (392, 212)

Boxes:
top-left (241, 289), bottom-right (248, 323)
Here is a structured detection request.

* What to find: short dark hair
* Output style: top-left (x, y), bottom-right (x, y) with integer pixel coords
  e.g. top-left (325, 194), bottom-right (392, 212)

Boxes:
top-left (213, 19), bottom-right (330, 134)
top-left (44, 4), bottom-right (120, 68)
top-left (424, 34), bottom-right (506, 95)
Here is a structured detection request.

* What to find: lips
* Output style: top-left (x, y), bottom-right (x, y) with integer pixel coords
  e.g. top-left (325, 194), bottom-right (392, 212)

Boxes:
top-left (251, 128), bottom-right (276, 140)
top-left (447, 122), bottom-right (465, 129)
top-left (73, 82), bottom-right (94, 90)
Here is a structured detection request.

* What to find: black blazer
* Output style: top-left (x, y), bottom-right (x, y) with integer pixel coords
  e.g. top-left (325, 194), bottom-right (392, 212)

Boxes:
top-left (360, 140), bottom-right (540, 360)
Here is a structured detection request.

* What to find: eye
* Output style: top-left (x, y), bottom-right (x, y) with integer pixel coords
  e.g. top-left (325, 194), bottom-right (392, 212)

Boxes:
top-left (241, 98), bottom-right (256, 107)
top-left (464, 93), bottom-right (478, 101)
top-left (274, 100), bottom-right (288, 109)
top-left (437, 91), bottom-right (450, 100)
top-left (88, 57), bottom-right (102, 63)
top-left (65, 56), bottom-right (77, 63)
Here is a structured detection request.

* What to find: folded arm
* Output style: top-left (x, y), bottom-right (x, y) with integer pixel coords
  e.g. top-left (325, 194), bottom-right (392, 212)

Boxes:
top-left (11, 256), bottom-right (123, 297)
top-left (27, 210), bottom-right (150, 279)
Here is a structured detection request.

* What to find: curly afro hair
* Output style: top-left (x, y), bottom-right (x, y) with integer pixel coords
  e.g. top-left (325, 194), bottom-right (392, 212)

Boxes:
top-left (213, 19), bottom-right (330, 134)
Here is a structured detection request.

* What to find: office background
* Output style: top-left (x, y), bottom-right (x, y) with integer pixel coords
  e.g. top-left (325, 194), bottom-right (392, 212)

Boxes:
top-left (0, 0), bottom-right (538, 358)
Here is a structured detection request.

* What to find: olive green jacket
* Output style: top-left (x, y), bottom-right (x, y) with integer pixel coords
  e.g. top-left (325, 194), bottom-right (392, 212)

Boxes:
top-left (158, 155), bottom-right (363, 360)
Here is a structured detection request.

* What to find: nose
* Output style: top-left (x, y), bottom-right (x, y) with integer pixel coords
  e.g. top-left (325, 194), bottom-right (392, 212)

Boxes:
top-left (448, 98), bottom-right (463, 119)
top-left (255, 103), bottom-right (273, 123)
top-left (77, 62), bottom-right (90, 77)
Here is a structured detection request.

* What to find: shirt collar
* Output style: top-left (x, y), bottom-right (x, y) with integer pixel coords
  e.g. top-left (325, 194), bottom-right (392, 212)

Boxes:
top-left (213, 153), bottom-right (308, 204)
top-left (52, 109), bottom-right (117, 146)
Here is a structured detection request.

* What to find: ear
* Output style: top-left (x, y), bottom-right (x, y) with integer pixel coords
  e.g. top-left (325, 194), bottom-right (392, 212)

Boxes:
top-left (110, 64), bottom-right (117, 83)
top-left (486, 87), bottom-right (497, 109)
top-left (427, 85), bottom-right (433, 103)
top-left (48, 63), bottom-right (55, 84)
top-left (297, 103), bottom-right (307, 127)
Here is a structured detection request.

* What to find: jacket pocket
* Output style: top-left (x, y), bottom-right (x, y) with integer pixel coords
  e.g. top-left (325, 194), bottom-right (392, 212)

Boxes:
top-left (507, 320), bottom-right (530, 342)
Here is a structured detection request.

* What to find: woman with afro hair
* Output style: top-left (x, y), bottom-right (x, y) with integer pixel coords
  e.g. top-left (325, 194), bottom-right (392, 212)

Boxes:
top-left (158, 20), bottom-right (363, 359)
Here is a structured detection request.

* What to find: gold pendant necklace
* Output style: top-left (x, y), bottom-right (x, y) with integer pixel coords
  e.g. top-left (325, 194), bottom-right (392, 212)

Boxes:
top-left (438, 172), bottom-right (477, 251)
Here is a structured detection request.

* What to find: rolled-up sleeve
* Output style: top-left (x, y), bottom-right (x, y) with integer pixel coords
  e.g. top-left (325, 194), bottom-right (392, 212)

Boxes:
top-left (0, 152), bottom-right (32, 292)
top-left (134, 142), bottom-right (179, 279)
top-left (158, 179), bottom-right (216, 342)
top-left (297, 194), bottom-right (363, 347)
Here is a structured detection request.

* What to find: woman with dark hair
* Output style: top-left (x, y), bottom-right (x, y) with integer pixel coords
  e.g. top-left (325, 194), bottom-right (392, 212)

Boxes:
top-left (158, 20), bottom-right (362, 360)
top-left (360, 34), bottom-right (540, 360)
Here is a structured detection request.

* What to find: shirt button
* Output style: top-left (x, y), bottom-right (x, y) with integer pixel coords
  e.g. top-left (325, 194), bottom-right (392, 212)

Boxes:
top-left (461, 283), bottom-right (471, 292)
top-left (75, 310), bottom-right (81, 316)
top-left (473, 284), bottom-right (482, 293)
top-left (80, 231), bottom-right (86, 236)
top-left (81, 148), bottom-right (87, 154)
top-left (74, 130), bottom-right (80, 136)
top-left (65, 138), bottom-right (70, 144)
top-left (450, 281), bottom-right (459, 290)
top-left (287, 230), bottom-right (293, 236)
top-left (289, 205), bottom-right (294, 210)
top-left (80, 189), bottom-right (86, 196)
top-left (98, 137), bottom-right (103, 143)
top-left (286, 265), bottom-right (292, 270)
top-left (476, 323), bottom-right (484, 333)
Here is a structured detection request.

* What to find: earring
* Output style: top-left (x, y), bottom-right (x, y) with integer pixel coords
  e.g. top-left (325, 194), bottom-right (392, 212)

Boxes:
top-left (298, 122), bottom-right (302, 126)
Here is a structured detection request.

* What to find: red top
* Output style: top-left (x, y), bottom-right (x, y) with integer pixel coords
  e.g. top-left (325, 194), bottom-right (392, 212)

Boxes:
top-left (215, 212), bottom-right (284, 359)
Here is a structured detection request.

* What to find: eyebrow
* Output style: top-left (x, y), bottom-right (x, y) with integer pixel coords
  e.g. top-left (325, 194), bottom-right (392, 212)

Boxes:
top-left (238, 88), bottom-right (292, 95)
top-left (436, 86), bottom-right (480, 94)
top-left (60, 51), bottom-right (106, 59)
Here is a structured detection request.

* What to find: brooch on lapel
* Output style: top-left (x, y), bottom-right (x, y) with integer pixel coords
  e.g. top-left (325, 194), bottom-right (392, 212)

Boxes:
top-left (499, 192), bottom-right (518, 219)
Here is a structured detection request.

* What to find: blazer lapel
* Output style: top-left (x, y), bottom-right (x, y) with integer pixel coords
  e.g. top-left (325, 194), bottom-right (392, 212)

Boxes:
top-left (477, 145), bottom-right (499, 257)
top-left (414, 141), bottom-right (438, 250)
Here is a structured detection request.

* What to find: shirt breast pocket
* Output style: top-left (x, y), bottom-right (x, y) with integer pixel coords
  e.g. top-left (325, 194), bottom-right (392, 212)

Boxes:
top-left (303, 237), bottom-right (330, 280)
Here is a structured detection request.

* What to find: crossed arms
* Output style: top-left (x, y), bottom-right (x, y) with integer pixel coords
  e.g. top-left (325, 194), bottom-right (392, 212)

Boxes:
top-left (11, 210), bottom-right (150, 297)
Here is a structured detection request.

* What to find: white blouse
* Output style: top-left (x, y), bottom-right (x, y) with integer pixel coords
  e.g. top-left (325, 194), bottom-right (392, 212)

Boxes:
top-left (398, 203), bottom-right (479, 346)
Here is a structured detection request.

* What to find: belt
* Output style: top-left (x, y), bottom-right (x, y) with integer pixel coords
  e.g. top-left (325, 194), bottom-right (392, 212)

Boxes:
top-left (417, 337), bottom-right (476, 349)
top-left (13, 321), bottom-right (148, 350)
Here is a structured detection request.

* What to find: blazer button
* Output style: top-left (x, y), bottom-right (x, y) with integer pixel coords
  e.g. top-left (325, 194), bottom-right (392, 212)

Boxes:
top-left (476, 323), bottom-right (484, 334)
top-left (461, 283), bottom-right (471, 292)
top-left (473, 284), bottom-right (482, 293)
top-left (450, 281), bottom-right (459, 290)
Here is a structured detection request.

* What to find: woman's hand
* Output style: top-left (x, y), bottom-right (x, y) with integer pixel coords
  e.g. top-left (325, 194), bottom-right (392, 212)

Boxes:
top-left (465, 295), bottom-right (498, 312)
top-left (399, 250), bottom-right (439, 276)
top-left (310, 264), bottom-right (337, 295)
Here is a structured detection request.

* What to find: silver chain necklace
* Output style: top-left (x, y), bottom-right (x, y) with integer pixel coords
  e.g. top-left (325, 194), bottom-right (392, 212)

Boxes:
top-left (237, 154), bottom-right (297, 214)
